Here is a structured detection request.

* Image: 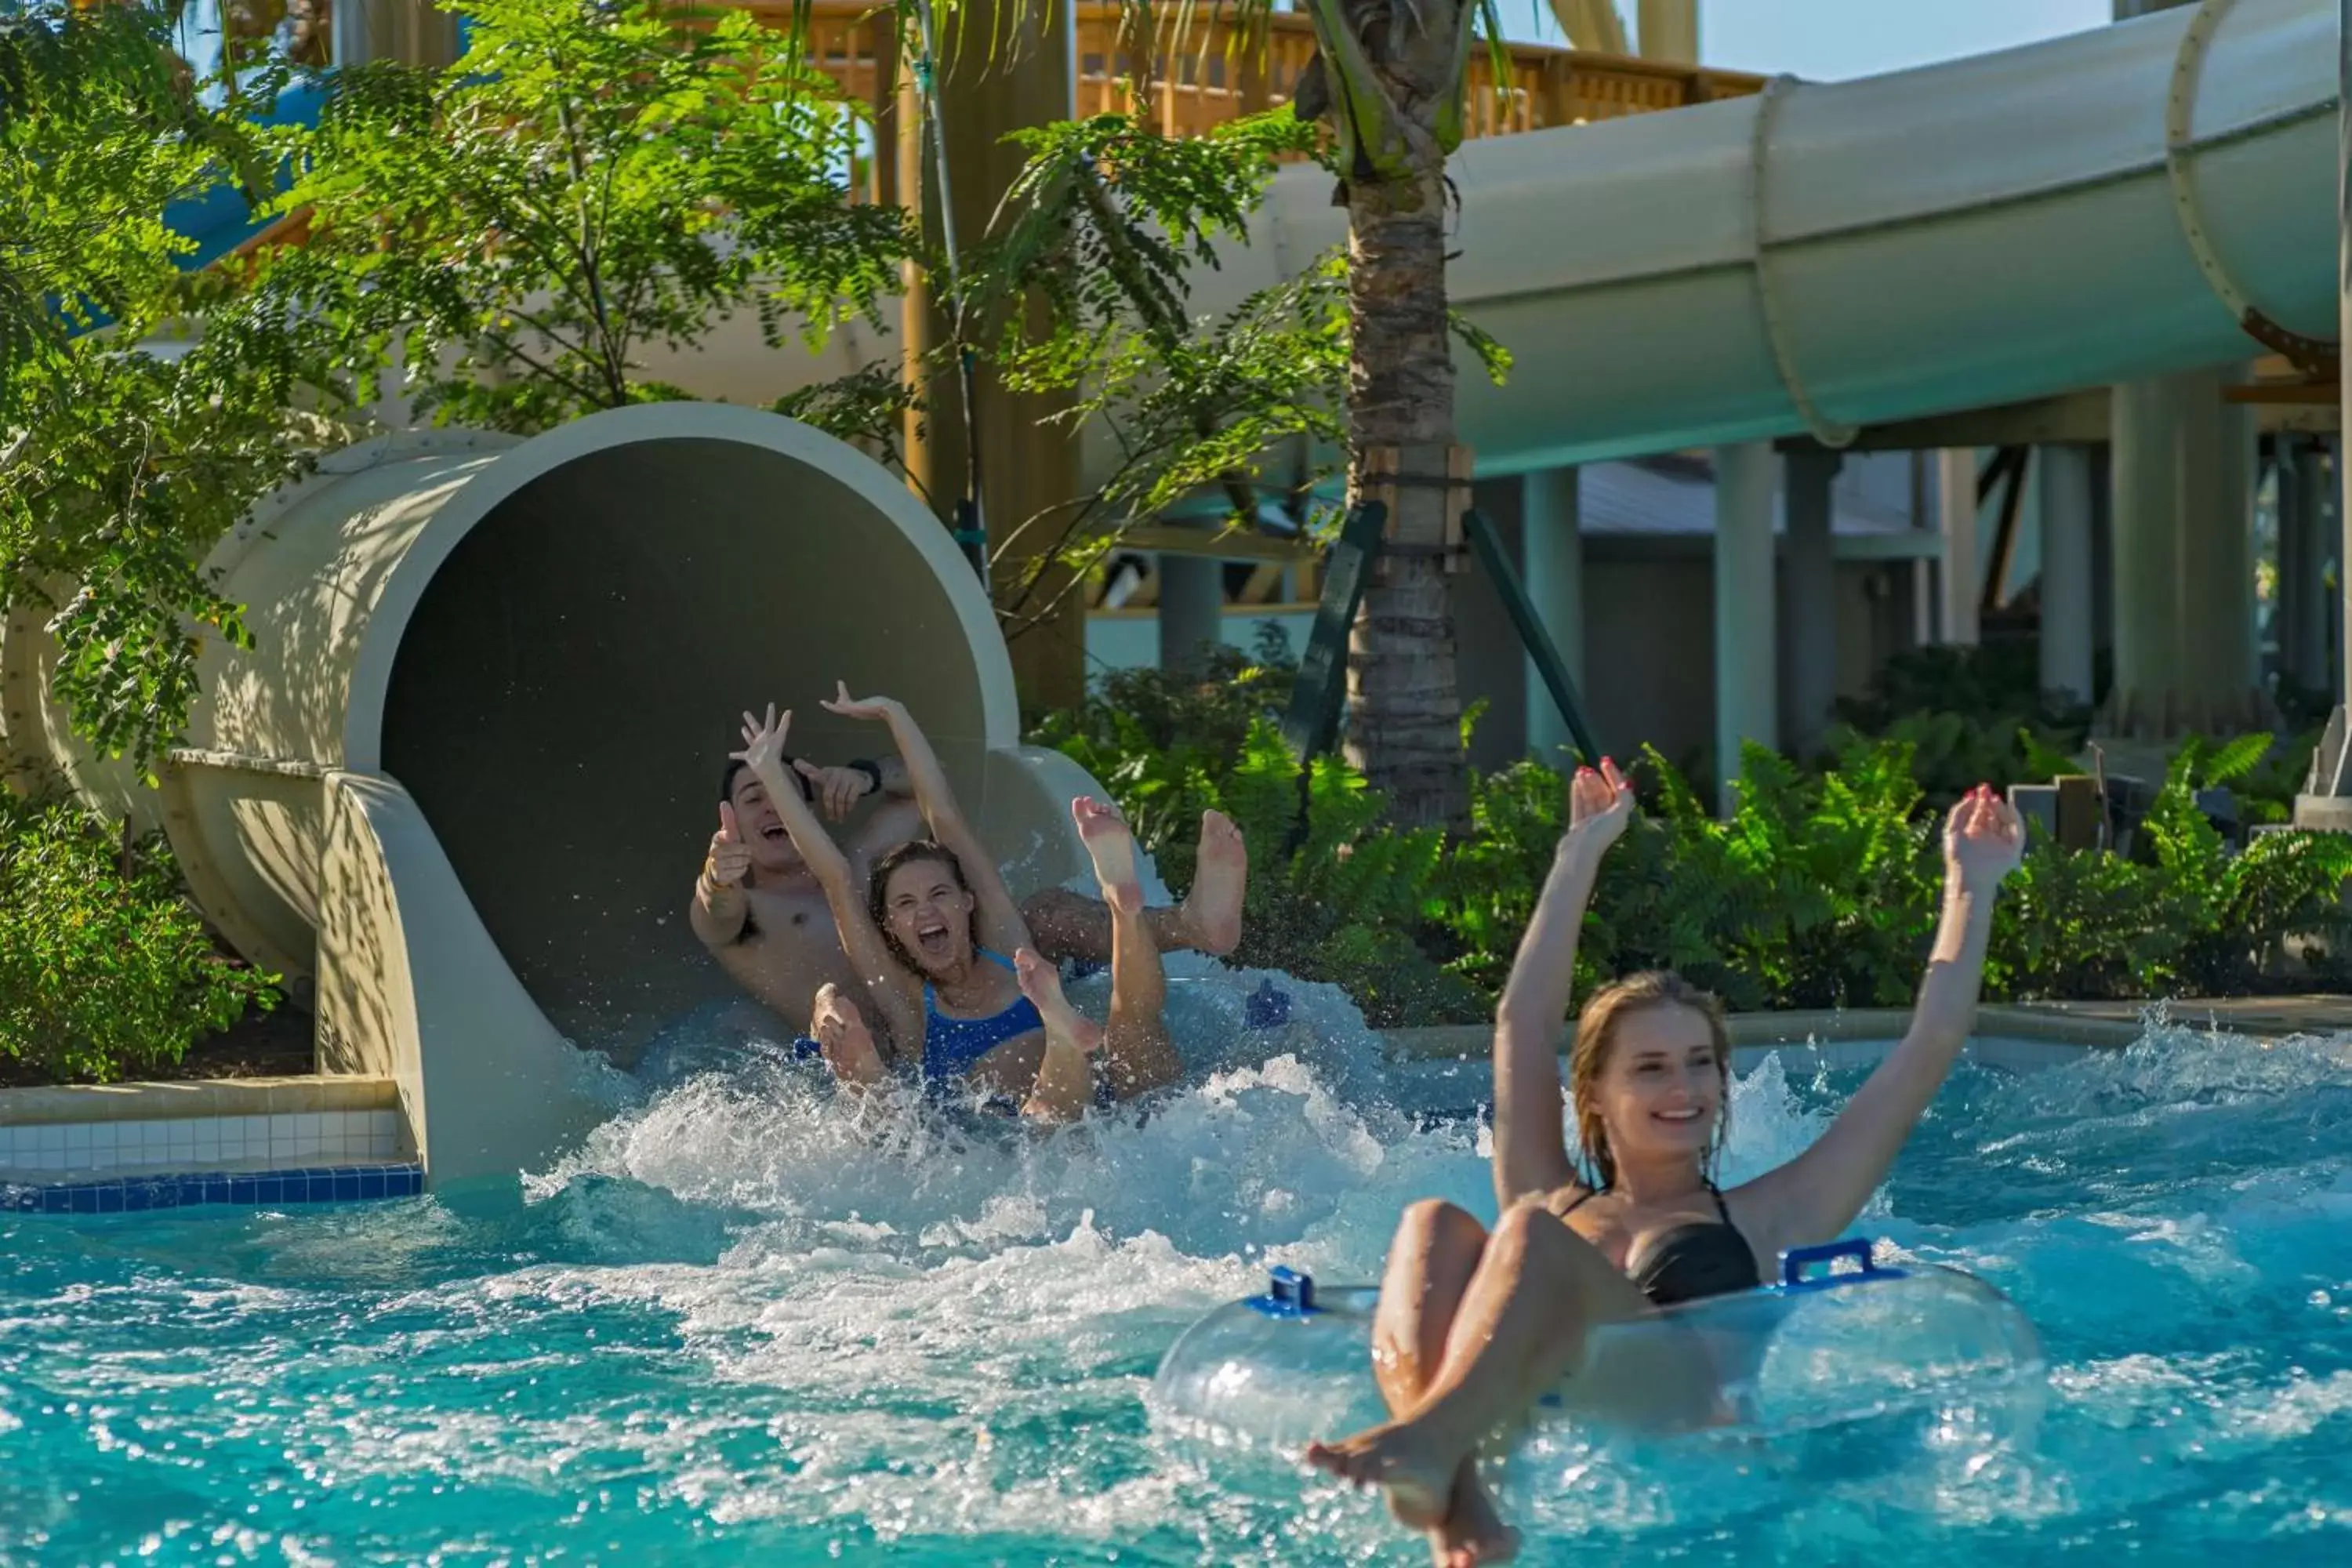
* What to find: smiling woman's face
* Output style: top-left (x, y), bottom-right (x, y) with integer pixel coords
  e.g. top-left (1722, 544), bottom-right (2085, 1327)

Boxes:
top-left (1591, 1003), bottom-right (1724, 1170)
top-left (882, 856), bottom-right (976, 977)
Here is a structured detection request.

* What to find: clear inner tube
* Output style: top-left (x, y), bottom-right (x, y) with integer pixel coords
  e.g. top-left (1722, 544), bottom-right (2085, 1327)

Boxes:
top-left (1149, 1240), bottom-right (2047, 1460)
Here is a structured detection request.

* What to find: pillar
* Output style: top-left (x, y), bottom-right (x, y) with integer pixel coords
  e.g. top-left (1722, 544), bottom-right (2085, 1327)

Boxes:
top-left (330, 0), bottom-right (459, 66)
top-left (2104, 369), bottom-right (2263, 739)
top-left (899, 0), bottom-right (1084, 711)
top-left (1937, 450), bottom-right (1980, 645)
top-left (2038, 444), bottom-right (2096, 707)
top-left (1715, 443), bottom-right (1777, 812)
top-left (2275, 439), bottom-right (2324, 697)
top-left (1156, 551), bottom-right (1223, 675)
top-left (1782, 445), bottom-right (1838, 759)
top-left (1523, 467), bottom-right (1586, 764)
top-left (1636, 0), bottom-right (1700, 64)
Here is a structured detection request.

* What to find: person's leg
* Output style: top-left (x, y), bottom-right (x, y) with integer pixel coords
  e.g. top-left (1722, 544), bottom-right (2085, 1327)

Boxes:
top-left (1072, 799), bottom-right (1183, 1098)
top-left (1369, 1201), bottom-right (1521, 1568)
top-left (1011, 949), bottom-right (1102, 1121)
top-left (1305, 1199), bottom-right (1673, 1531)
top-left (1018, 808), bottom-right (1248, 964)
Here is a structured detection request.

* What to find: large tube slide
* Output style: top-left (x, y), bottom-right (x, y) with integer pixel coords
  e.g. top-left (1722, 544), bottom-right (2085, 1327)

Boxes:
top-left (4, 405), bottom-right (1103, 1182)
top-left (639, 0), bottom-right (2336, 474)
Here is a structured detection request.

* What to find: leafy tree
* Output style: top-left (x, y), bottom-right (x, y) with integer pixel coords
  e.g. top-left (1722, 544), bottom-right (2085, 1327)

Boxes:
top-left (240, 0), bottom-right (917, 433)
top-left (2, 1), bottom-right (336, 770)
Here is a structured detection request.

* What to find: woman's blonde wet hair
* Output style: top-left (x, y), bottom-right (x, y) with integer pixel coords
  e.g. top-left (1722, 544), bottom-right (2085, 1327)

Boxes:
top-left (1566, 971), bottom-right (1732, 1189)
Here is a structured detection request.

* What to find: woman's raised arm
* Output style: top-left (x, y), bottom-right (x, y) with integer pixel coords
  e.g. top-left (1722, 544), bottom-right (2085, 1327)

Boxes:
top-left (1740, 786), bottom-right (2024, 1248)
top-left (733, 704), bottom-right (924, 1051)
top-left (1492, 759), bottom-right (1636, 1211)
top-left (821, 682), bottom-right (1033, 956)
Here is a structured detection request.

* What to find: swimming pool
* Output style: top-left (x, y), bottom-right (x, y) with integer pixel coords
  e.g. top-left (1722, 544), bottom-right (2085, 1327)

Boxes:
top-left (5, 1006), bottom-right (2350, 1565)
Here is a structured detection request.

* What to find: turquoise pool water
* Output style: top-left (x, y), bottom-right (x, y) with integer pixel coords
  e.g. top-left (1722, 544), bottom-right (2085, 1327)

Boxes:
top-left (5, 1001), bottom-right (2351, 1565)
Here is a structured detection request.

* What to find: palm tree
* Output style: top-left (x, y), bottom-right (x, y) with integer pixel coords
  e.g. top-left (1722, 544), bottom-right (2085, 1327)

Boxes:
top-left (1062, 0), bottom-right (1617, 825)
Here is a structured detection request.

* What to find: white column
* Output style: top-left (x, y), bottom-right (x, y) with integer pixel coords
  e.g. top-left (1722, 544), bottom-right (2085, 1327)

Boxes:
top-left (1156, 551), bottom-right (1223, 675)
top-left (1714, 443), bottom-right (1777, 812)
top-left (2037, 444), bottom-right (2096, 706)
top-left (1937, 450), bottom-right (1980, 645)
top-left (1523, 468), bottom-right (1585, 764)
top-left (1782, 447), bottom-right (1838, 757)
top-left (2107, 376), bottom-right (2185, 737)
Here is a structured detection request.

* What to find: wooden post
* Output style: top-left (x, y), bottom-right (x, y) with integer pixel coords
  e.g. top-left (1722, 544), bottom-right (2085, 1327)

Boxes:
top-left (898, 0), bottom-right (1087, 712)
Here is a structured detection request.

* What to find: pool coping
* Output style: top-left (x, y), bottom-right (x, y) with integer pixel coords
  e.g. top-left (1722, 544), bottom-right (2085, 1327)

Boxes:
top-left (0, 1074), bottom-right (397, 1127)
top-left (1382, 1002), bottom-right (2172, 1061)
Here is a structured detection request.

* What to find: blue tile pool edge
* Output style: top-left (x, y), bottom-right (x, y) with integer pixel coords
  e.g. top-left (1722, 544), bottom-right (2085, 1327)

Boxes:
top-left (1, 1163), bottom-right (424, 1214)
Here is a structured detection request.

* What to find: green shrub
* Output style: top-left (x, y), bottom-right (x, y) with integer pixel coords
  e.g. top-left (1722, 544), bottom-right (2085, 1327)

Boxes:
top-left (1037, 666), bottom-right (2352, 1021)
top-left (1827, 643), bottom-right (2092, 801)
top-left (0, 794), bottom-right (277, 1082)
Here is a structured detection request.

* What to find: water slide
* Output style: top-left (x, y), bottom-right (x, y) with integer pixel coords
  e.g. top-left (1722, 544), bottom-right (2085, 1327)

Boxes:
top-left (643, 0), bottom-right (2336, 474)
top-left (1, 0), bottom-right (2332, 1185)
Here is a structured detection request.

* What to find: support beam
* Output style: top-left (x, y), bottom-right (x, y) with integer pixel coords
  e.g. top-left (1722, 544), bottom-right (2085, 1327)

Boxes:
top-left (1636, 0), bottom-right (1699, 64)
top-left (1522, 468), bottom-right (1586, 764)
top-left (1937, 450), bottom-right (1980, 645)
top-left (899, 0), bottom-right (1083, 710)
top-left (331, 0), bottom-right (460, 66)
top-left (2038, 444), bottom-right (2097, 706)
top-left (2104, 368), bottom-right (2266, 739)
top-left (1714, 443), bottom-right (1777, 812)
top-left (1782, 446), bottom-right (1838, 759)
top-left (2299, 0), bottom-right (2352, 824)
top-left (1156, 553), bottom-right (1223, 675)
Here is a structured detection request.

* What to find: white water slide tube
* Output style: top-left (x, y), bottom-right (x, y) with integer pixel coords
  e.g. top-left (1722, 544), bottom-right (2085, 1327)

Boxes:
top-left (642, 0), bottom-right (2338, 474)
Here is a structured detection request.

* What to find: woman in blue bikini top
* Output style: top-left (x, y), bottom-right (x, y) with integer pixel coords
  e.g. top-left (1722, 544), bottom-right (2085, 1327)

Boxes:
top-left (730, 684), bottom-right (1184, 1120)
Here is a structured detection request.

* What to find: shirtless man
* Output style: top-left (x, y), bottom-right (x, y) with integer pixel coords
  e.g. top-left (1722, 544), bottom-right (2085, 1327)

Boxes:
top-left (691, 742), bottom-right (1249, 1056)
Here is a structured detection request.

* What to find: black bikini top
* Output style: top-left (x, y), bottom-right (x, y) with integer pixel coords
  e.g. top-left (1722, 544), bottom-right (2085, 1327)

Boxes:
top-left (1559, 1181), bottom-right (1763, 1306)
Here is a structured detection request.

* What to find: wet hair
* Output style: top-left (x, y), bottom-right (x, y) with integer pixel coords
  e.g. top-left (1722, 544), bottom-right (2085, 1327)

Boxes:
top-left (867, 839), bottom-right (972, 972)
top-left (719, 755), bottom-right (813, 807)
top-left (1567, 971), bottom-right (1732, 1190)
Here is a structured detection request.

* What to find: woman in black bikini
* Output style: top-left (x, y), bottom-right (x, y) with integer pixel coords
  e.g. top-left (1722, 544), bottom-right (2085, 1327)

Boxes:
top-left (1305, 757), bottom-right (2025, 1567)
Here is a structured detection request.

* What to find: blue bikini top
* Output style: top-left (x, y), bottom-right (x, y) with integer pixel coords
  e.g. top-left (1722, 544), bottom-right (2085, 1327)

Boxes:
top-left (922, 949), bottom-right (1044, 1082)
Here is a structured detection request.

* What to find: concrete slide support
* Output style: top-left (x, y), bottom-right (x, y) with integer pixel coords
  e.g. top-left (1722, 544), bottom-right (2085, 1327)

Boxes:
top-left (1938, 451), bottom-right (1981, 647)
top-left (1715, 443), bottom-right (1778, 810)
top-left (1782, 446), bottom-right (1839, 759)
top-left (2104, 366), bottom-right (2263, 739)
top-left (1523, 467), bottom-right (1587, 765)
top-left (2038, 444), bottom-right (2099, 707)
top-left (1156, 552), bottom-right (1224, 675)
top-left (2277, 437), bottom-right (2337, 698)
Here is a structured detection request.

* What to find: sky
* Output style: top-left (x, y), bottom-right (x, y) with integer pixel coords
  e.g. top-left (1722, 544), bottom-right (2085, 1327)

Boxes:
top-left (1507, 1), bottom-right (2121, 82)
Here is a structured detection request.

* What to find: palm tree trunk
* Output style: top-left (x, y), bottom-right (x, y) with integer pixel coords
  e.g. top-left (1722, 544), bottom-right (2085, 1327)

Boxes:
top-left (1341, 8), bottom-right (1467, 828)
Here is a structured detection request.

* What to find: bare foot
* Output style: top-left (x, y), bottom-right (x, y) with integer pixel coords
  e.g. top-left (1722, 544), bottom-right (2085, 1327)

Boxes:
top-left (1178, 808), bottom-right (1247, 956)
top-left (1071, 796), bottom-right (1144, 914)
top-left (1302, 1418), bottom-right (1459, 1533)
top-left (811, 984), bottom-right (886, 1087)
top-left (1014, 948), bottom-right (1104, 1057)
top-left (1432, 1462), bottom-right (1519, 1568)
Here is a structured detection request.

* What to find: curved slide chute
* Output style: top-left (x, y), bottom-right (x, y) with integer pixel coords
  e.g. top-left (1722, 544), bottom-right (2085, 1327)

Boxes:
top-left (641, 0), bottom-right (2336, 474)
top-left (4, 406), bottom-right (1104, 1182)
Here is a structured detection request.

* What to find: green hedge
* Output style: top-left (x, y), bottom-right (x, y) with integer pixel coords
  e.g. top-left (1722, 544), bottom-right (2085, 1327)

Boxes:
top-left (1033, 658), bottom-right (2352, 1022)
top-left (0, 794), bottom-right (278, 1083)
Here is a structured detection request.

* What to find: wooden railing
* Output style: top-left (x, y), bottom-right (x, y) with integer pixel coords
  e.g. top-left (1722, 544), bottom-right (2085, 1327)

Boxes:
top-left (733, 2), bottom-right (1763, 140)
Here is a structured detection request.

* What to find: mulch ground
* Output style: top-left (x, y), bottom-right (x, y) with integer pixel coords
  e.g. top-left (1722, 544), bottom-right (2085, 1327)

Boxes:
top-left (0, 1004), bottom-right (316, 1090)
